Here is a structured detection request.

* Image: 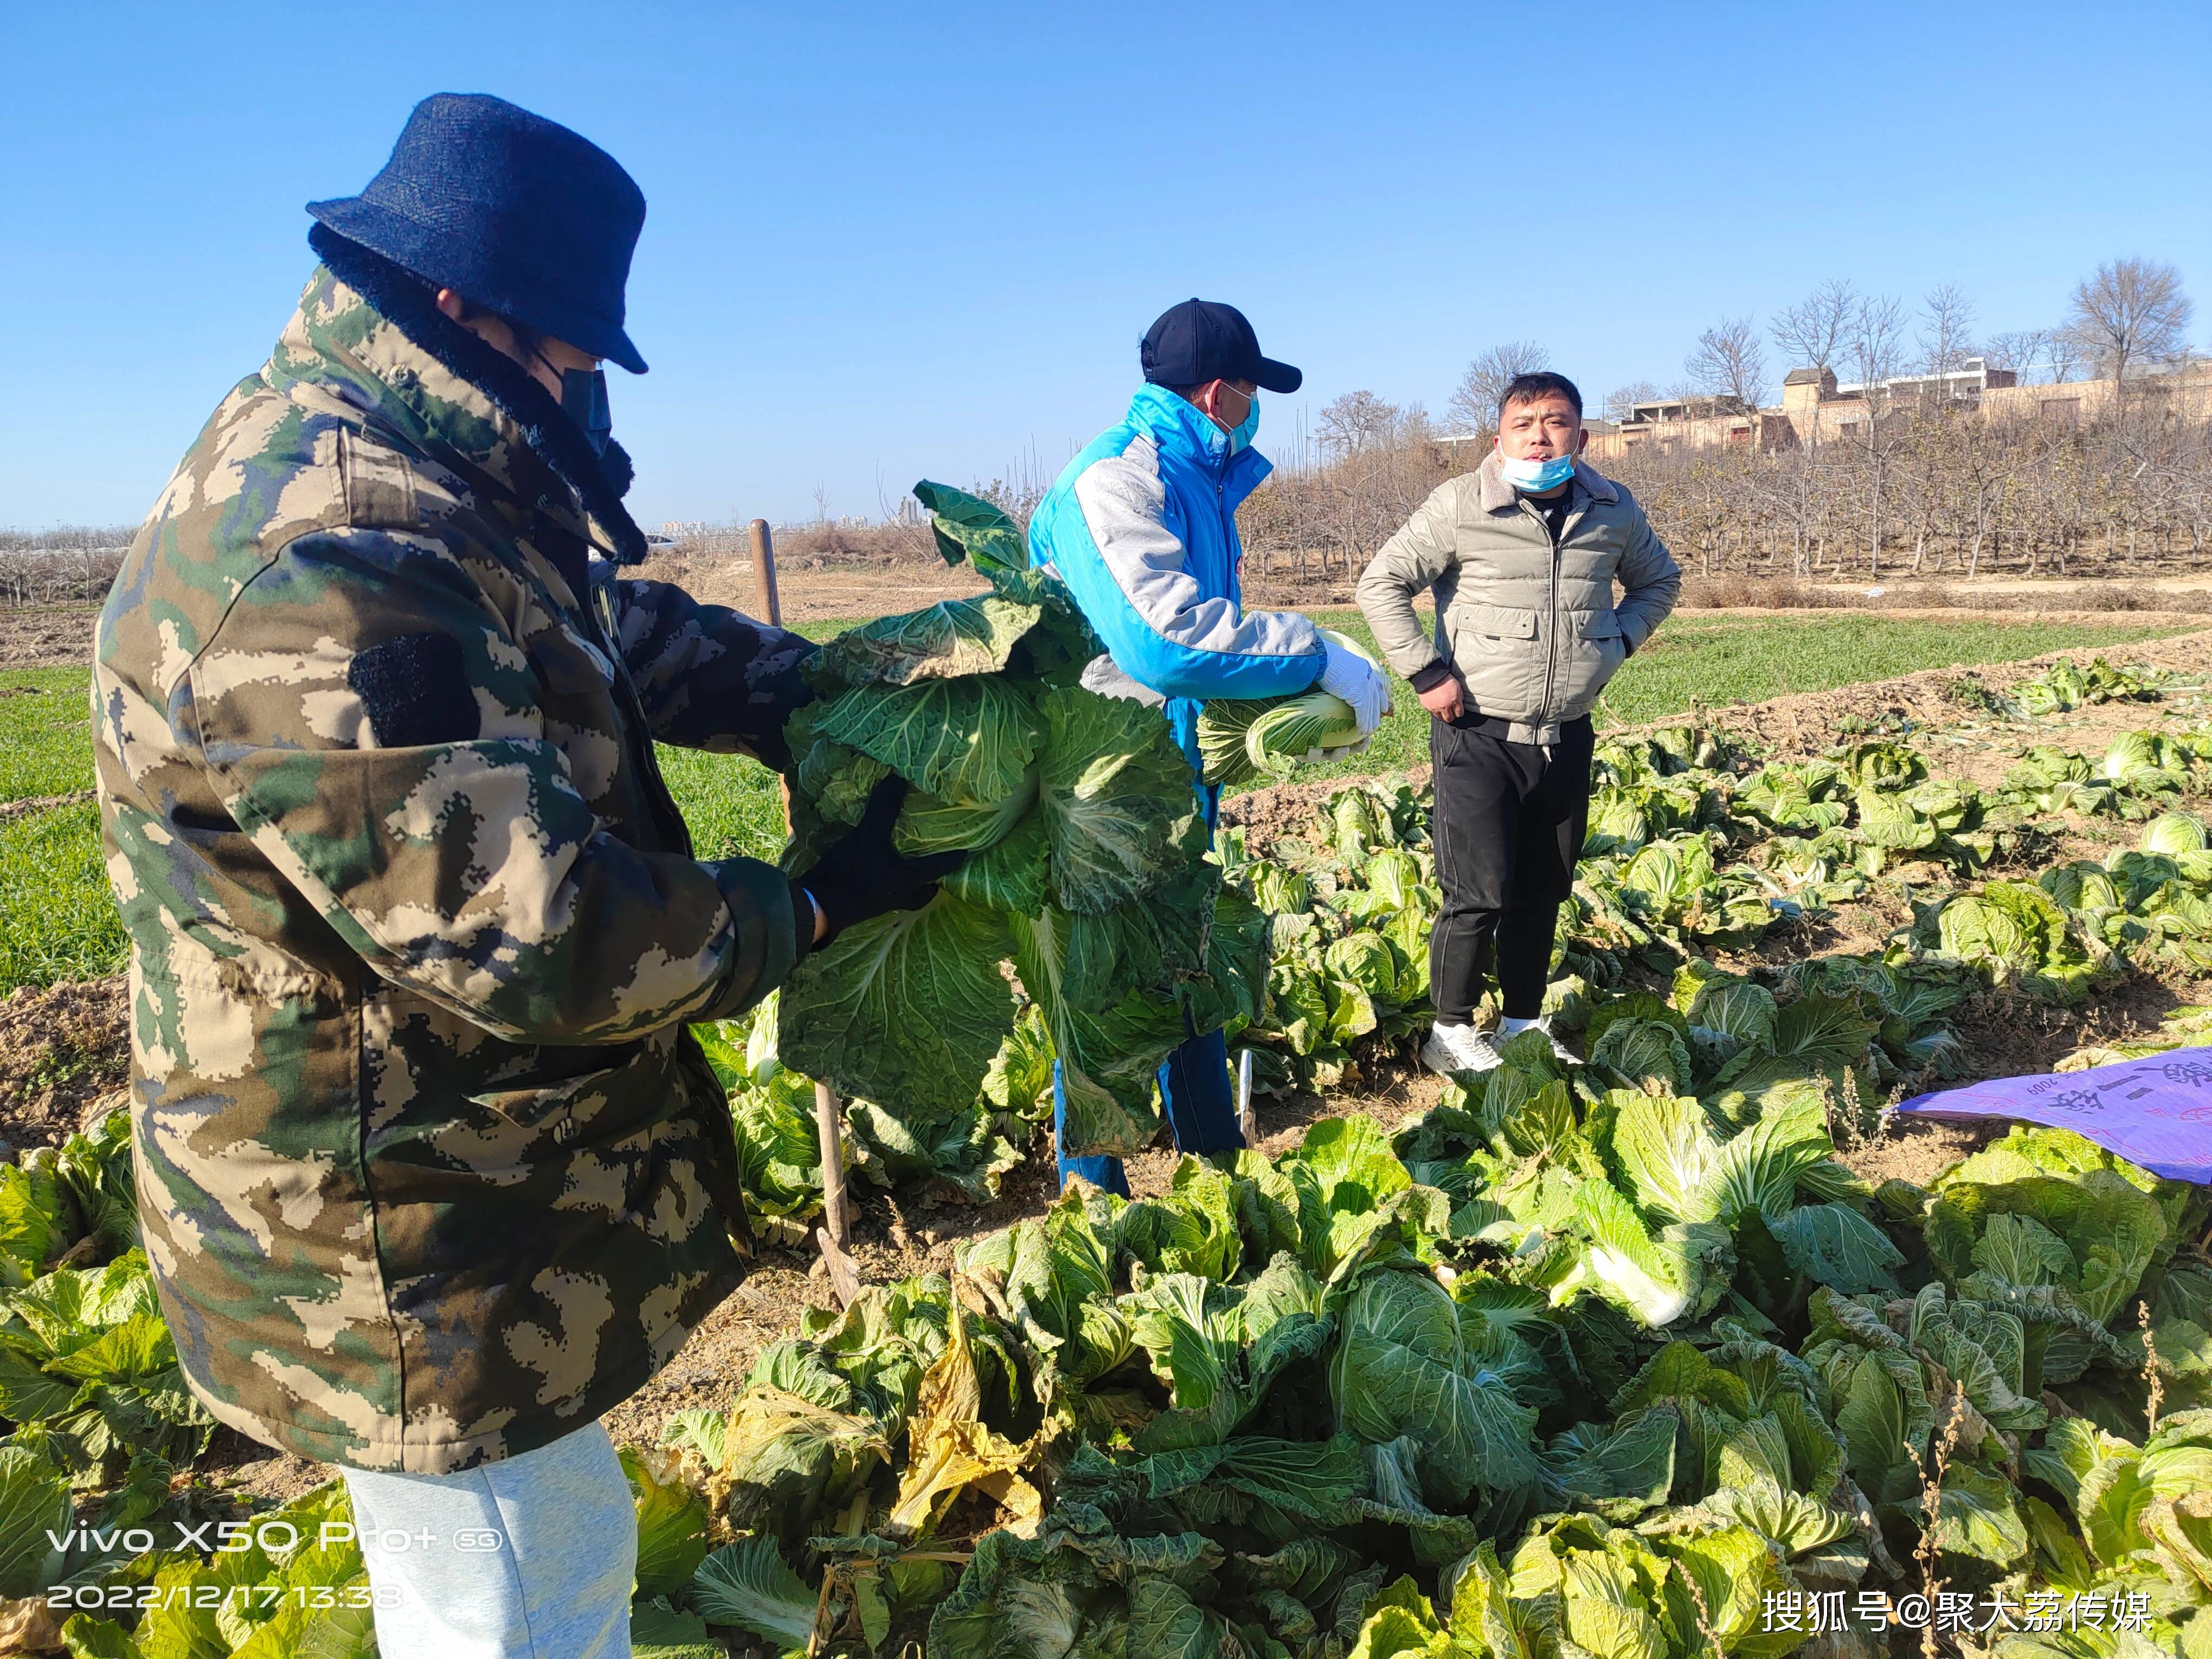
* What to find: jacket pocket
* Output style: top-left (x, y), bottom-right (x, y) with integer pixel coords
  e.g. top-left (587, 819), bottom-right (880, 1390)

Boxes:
top-left (1444, 602), bottom-right (1544, 720)
top-left (1461, 603), bottom-right (1538, 641)
top-left (1552, 610), bottom-right (1628, 718)
top-left (466, 1040), bottom-right (646, 1136)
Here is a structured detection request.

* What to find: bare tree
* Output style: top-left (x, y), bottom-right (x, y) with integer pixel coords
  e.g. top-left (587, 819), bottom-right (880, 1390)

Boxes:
top-left (1234, 372), bottom-right (2212, 590)
top-left (2047, 326), bottom-right (2085, 387)
top-left (2066, 258), bottom-right (2195, 388)
top-left (1317, 390), bottom-right (1403, 456)
top-left (1770, 279), bottom-right (1858, 375)
top-left (1604, 380), bottom-right (1660, 423)
top-left (1917, 283), bottom-right (1979, 378)
top-left (1239, 401), bottom-right (1453, 578)
top-left (1846, 293), bottom-right (1909, 390)
top-left (1846, 294), bottom-right (1911, 574)
top-left (1684, 316), bottom-right (1767, 409)
top-left (1449, 340), bottom-right (1551, 433)
top-left (1984, 328), bottom-right (2049, 383)
top-left (0, 524), bottom-right (134, 607)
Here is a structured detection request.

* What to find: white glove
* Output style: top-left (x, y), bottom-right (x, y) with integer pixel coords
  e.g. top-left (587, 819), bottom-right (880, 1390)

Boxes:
top-left (1319, 639), bottom-right (1390, 737)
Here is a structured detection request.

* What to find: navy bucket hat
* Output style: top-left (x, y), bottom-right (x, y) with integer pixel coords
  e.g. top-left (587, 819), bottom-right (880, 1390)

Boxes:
top-left (307, 93), bottom-right (649, 374)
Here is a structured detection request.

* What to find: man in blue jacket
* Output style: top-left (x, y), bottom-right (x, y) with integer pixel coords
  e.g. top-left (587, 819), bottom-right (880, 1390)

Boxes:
top-left (1028, 299), bottom-right (1389, 1193)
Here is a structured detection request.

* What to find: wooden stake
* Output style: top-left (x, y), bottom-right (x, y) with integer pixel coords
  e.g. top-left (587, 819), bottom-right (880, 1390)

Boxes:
top-left (749, 517), bottom-right (781, 626)
top-left (1236, 1047), bottom-right (1257, 1147)
top-left (751, 517), bottom-right (860, 1307)
top-left (814, 1088), bottom-right (860, 1309)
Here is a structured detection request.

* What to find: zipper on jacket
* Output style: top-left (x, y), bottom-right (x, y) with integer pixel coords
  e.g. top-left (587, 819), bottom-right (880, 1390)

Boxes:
top-left (1527, 497), bottom-right (1564, 733)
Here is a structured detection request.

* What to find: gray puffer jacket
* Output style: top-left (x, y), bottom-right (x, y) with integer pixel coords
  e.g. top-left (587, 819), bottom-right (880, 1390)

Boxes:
top-left (1355, 453), bottom-right (1681, 745)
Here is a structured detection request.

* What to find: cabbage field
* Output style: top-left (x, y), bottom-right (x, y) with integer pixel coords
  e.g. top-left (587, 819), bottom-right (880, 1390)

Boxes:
top-left (10, 498), bottom-right (2212, 1659)
top-left (642, 621), bottom-right (2212, 1659)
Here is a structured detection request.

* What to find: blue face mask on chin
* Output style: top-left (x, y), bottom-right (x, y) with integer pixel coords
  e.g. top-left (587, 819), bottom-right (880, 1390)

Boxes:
top-left (1227, 393), bottom-right (1259, 454)
top-left (1498, 451), bottom-right (1575, 492)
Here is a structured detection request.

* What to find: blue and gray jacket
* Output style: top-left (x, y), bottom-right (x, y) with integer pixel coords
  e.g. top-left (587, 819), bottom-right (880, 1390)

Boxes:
top-left (1028, 383), bottom-right (1326, 774)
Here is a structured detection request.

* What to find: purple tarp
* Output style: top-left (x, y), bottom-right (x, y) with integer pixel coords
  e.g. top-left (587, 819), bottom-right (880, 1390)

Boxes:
top-left (1896, 1047), bottom-right (2212, 1184)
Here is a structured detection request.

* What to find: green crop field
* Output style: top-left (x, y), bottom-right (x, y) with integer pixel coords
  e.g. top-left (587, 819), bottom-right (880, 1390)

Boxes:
top-left (0, 612), bottom-right (2189, 993)
top-left (0, 800), bottom-right (126, 989)
top-left (0, 666), bottom-right (98, 800)
top-left (1291, 610), bottom-right (2187, 787)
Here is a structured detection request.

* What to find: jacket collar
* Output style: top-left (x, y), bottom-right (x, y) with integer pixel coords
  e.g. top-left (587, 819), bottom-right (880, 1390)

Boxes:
top-left (1124, 383), bottom-right (1274, 509)
top-left (284, 226), bottom-right (651, 569)
top-left (1475, 449), bottom-right (1619, 513)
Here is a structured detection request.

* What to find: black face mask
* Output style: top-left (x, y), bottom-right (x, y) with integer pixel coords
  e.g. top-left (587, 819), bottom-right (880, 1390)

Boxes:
top-left (536, 350), bottom-right (613, 455)
top-left (558, 366), bottom-right (613, 456)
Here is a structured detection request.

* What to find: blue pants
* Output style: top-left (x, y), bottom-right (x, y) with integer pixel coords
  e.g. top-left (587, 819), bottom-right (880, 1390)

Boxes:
top-left (1053, 1026), bottom-right (1242, 1195)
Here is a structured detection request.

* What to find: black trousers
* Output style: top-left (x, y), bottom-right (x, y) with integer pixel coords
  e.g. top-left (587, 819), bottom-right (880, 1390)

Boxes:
top-left (1427, 714), bottom-right (1594, 1025)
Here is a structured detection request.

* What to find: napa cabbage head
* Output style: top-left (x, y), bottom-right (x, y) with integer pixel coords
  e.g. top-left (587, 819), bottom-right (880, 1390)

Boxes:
top-left (1589, 1018), bottom-right (1692, 1094)
top-left (2142, 813), bottom-right (2208, 857)
top-left (1934, 880), bottom-right (2096, 1000)
top-left (1365, 849), bottom-right (1423, 912)
top-left (1834, 740), bottom-right (1927, 792)
top-left (1925, 1124), bottom-right (2181, 1333)
top-left (1195, 630), bottom-right (1382, 785)
top-left (1585, 786), bottom-right (1655, 856)
top-left (1327, 1266), bottom-right (1541, 1505)
top-left (2039, 861), bottom-right (2124, 912)
top-left (1243, 859), bottom-right (1313, 916)
top-left (2105, 731), bottom-right (2188, 783)
top-left (1552, 1178), bottom-right (1731, 1330)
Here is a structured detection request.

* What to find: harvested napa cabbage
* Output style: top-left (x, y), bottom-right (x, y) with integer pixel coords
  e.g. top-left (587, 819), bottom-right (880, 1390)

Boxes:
top-left (775, 482), bottom-right (1270, 1161)
top-left (1195, 629), bottom-right (1384, 786)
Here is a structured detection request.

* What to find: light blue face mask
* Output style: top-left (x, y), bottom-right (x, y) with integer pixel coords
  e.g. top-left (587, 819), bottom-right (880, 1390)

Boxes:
top-left (1228, 393), bottom-right (1260, 454)
top-left (1497, 450), bottom-right (1574, 492)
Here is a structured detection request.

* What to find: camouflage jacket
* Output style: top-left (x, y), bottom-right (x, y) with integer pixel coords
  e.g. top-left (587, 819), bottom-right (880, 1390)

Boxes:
top-left (93, 263), bottom-right (812, 1472)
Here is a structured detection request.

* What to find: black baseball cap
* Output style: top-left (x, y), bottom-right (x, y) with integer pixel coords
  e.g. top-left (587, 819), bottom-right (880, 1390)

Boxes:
top-left (1140, 299), bottom-right (1302, 394)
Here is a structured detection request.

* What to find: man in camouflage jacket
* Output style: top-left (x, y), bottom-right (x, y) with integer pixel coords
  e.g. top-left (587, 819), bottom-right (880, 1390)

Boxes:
top-left (91, 102), bottom-right (936, 1491)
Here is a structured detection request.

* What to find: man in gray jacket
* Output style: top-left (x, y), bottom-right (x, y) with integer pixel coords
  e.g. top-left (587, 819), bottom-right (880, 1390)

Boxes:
top-left (1356, 372), bottom-right (1680, 1074)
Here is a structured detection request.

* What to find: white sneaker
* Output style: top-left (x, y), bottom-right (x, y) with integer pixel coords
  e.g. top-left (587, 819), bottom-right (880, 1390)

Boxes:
top-left (1499, 1017), bottom-right (1578, 1065)
top-left (1422, 1023), bottom-right (1503, 1077)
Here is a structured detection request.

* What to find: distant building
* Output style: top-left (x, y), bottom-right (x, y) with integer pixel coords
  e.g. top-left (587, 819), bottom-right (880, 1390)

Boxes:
top-left (1585, 355), bottom-right (2207, 460)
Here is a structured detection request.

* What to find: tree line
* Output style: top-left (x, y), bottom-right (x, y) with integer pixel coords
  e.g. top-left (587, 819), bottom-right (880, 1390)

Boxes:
top-left (1234, 256), bottom-right (2208, 584)
top-left (1236, 377), bottom-right (2212, 586)
top-left (1610, 388), bottom-right (2212, 582)
top-left (0, 527), bottom-right (133, 608)
top-left (1527, 256), bottom-right (2195, 422)
top-left (12, 261), bottom-right (2201, 601)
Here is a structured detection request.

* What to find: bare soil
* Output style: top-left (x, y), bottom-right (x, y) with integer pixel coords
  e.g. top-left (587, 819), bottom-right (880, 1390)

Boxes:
top-left (1839, 1116), bottom-right (2001, 1188)
top-left (624, 550), bottom-right (992, 626)
top-left (0, 605), bottom-right (98, 668)
top-left (0, 975), bottom-right (128, 1159)
top-left (25, 569), bottom-right (2212, 667)
top-left (0, 789), bottom-right (93, 824)
top-left (1619, 626), bottom-right (2212, 763)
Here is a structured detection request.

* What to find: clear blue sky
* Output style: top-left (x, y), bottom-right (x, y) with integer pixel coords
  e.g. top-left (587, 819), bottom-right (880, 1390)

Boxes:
top-left (5, 2), bottom-right (2209, 533)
